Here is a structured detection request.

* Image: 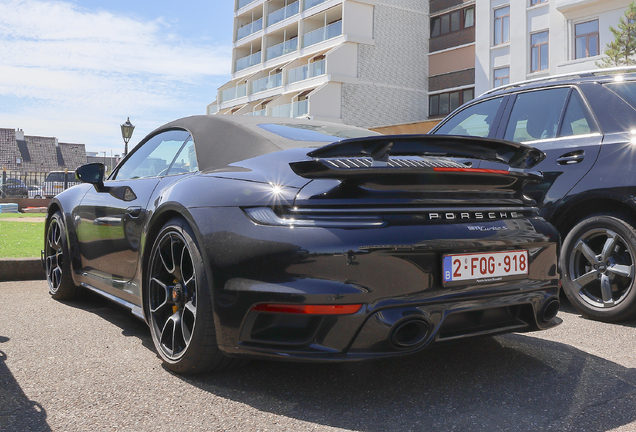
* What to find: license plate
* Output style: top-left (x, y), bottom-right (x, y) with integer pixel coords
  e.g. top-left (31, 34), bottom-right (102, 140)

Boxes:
top-left (443, 250), bottom-right (528, 284)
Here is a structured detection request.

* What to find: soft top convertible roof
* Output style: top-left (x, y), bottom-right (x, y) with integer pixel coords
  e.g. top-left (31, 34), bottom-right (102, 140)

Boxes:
top-left (150, 115), bottom-right (378, 172)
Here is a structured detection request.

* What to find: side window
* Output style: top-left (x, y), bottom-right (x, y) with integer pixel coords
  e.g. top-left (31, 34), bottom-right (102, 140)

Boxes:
top-left (504, 88), bottom-right (570, 142)
top-left (559, 91), bottom-right (596, 137)
top-left (434, 97), bottom-right (503, 137)
top-left (114, 130), bottom-right (190, 180)
top-left (166, 137), bottom-right (198, 175)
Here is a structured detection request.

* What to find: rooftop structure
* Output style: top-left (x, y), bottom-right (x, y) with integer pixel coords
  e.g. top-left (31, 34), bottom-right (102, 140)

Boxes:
top-left (0, 128), bottom-right (87, 173)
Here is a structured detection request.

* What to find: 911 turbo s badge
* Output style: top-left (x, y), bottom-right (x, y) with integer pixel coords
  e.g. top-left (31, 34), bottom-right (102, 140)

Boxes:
top-left (467, 226), bottom-right (509, 231)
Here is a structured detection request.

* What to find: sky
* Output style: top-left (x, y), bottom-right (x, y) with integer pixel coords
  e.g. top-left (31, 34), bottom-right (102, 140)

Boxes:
top-left (0, 0), bottom-right (234, 155)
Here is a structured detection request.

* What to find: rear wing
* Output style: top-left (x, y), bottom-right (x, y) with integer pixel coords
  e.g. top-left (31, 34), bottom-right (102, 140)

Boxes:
top-left (290, 135), bottom-right (545, 180)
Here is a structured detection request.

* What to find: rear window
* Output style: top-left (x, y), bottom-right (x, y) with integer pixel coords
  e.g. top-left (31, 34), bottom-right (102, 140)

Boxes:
top-left (605, 81), bottom-right (636, 110)
top-left (258, 123), bottom-right (378, 142)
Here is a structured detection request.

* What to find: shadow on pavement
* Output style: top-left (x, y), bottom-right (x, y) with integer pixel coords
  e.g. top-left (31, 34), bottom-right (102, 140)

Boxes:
top-left (180, 333), bottom-right (636, 432)
top-left (66, 292), bottom-right (636, 432)
top-left (0, 336), bottom-right (51, 432)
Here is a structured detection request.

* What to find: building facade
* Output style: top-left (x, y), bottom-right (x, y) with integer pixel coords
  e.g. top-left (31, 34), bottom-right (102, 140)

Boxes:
top-left (0, 128), bottom-right (86, 173)
top-left (427, 0), bottom-right (476, 120)
top-left (475, 0), bottom-right (633, 95)
top-left (208, 0), bottom-right (429, 129)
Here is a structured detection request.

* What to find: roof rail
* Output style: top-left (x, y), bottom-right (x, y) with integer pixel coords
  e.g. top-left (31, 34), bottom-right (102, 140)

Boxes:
top-left (480, 66), bottom-right (636, 97)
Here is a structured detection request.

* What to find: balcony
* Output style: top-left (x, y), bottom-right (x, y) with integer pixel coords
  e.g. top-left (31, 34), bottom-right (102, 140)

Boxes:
top-left (237, 0), bottom-right (257, 9)
top-left (221, 83), bottom-right (247, 103)
top-left (287, 59), bottom-right (326, 84)
top-left (245, 108), bottom-right (267, 116)
top-left (304, 0), bottom-right (328, 10)
top-left (268, 2), bottom-right (299, 27)
top-left (251, 73), bottom-right (283, 93)
top-left (302, 21), bottom-right (342, 48)
top-left (237, 18), bottom-right (263, 40)
top-left (270, 100), bottom-right (308, 118)
top-left (236, 51), bottom-right (262, 72)
top-left (266, 38), bottom-right (298, 61)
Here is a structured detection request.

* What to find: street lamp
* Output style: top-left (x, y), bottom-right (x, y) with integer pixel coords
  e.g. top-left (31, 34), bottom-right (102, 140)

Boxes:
top-left (120, 117), bottom-right (135, 156)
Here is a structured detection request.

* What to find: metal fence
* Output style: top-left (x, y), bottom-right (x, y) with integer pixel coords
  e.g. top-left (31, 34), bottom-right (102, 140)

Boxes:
top-left (1, 170), bottom-right (79, 199)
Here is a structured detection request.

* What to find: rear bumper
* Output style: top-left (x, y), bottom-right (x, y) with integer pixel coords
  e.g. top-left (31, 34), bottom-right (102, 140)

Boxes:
top-left (219, 285), bottom-right (560, 361)
top-left (190, 207), bottom-right (561, 361)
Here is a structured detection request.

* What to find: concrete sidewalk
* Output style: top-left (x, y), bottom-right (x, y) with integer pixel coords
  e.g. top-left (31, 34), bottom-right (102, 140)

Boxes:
top-left (0, 258), bottom-right (45, 281)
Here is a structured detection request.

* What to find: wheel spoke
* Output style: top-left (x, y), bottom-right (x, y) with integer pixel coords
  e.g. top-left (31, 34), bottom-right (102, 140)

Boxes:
top-left (150, 277), bottom-right (171, 313)
top-left (575, 239), bottom-right (600, 265)
top-left (572, 270), bottom-right (598, 291)
top-left (600, 274), bottom-right (614, 306)
top-left (184, 300), bottom-right (196, 318)
top-left (600, 231), bottom-right (618, 262)
top-left (608, 264), bottom-right (634, 279)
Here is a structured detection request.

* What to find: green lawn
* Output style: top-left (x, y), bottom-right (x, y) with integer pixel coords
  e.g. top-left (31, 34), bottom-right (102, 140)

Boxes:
top-left (0, 220), bottom-right (45, 258)
top-left (0, 213), bottom-right (46, 219)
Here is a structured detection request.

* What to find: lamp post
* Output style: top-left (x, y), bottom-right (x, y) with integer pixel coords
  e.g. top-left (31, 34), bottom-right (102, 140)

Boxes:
top-left (120, 117), bottom-right (135, 156)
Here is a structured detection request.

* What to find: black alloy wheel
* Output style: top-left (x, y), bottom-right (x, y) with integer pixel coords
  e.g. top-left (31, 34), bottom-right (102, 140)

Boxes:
top-left (146, 218), bottom-right (242, 374)
top-left (45, 212), bottom-right (80, 299)
top-left (561, 214), bottom-right (636, 322)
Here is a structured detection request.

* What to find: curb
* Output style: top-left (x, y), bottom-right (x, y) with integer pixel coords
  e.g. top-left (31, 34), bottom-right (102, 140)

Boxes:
top-left (0, 258), bottom-right (45, 282)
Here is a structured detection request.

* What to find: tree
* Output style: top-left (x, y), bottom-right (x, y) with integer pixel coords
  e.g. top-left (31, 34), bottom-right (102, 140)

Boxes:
top-left (597, 2), bottom-right (636, 67)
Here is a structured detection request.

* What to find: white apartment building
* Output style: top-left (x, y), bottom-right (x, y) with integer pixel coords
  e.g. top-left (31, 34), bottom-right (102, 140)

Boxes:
top-left (208, 0), bottom-right (429, 129)
top-left (475, 0), bottom-right (633, 95)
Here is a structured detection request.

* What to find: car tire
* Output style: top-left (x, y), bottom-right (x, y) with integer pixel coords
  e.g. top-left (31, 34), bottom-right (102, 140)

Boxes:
top-left (45, 212), bottom-right (80, 300)
top-left (146, 218), bottom-right (245, 374)
top-left (561, 214), bottom-right (636, 322)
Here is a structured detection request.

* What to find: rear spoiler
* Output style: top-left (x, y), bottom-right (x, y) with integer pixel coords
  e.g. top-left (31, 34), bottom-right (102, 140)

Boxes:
top-left (290, 135), bottom-right (545, 180)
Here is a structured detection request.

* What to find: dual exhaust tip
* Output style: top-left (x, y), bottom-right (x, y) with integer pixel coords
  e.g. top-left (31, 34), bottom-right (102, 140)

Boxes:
top-left (388, 298), bottom-right (560, 349)
top-left (390, 318), bottom-right (431, 349)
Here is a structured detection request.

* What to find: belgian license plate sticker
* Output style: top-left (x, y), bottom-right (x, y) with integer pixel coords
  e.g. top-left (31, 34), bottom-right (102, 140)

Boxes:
top-left (443, 250), bottom-right (528, 284)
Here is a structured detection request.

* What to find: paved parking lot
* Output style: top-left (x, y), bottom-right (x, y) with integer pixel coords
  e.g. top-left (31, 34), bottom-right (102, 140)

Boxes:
top-left (2, 281), bottom-right (636, 431)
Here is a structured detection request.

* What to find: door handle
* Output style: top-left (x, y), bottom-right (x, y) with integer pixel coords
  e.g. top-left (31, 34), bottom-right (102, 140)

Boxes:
top-left (556, 150), bottom-right (585, 165)
top-left (126, 206), bottom-right (142, 218)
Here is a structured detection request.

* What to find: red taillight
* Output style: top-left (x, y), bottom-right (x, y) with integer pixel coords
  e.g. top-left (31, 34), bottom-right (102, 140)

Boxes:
top-left (433, 167), bottom-right (509, 175)
top-left (251, 303), bottom-right (363, 315)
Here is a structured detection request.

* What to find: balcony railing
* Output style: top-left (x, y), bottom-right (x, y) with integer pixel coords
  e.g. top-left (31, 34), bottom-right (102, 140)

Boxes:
top-left (270, 100), bottom-right (308, 118)
top-left (251, 72), bottom-right (283, 94)
top-left (221, 83), bottom-right (247, 103)
top-left (268, 2), bottom-right (299, 26)
top-left (237, 18), bottom-right (263, 40)
top-left (237, 0), bottom-right (257, 9)
top-left (245, 108), bottom-right (267, 116)
top-left (287, 59), bottom-right (326, 84)
top-left (266, 37), bottom-right (298, 61)
top-left (304, 0), bottom-right (328, 10)
top-left (302, 21), bottom-right (342, 48)
top-left (236, 51), bottom-right (262, 71)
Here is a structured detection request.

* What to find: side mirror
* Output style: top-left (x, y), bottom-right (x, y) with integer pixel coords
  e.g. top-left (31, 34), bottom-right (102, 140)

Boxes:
top-left (76, 163), bottom-right (105, 191)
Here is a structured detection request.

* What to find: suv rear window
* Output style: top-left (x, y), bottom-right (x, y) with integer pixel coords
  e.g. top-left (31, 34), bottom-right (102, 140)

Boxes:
top-left (605, 82), bottom-right (636, 111)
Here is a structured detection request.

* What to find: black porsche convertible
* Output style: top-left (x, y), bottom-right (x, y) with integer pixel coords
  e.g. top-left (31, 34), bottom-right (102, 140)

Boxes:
top-left (44, 115), bottom-right (561, 374)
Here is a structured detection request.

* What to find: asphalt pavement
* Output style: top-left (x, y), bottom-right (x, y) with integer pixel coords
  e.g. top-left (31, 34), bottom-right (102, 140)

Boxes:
top-left (2, 281), bottom-right (636, 431)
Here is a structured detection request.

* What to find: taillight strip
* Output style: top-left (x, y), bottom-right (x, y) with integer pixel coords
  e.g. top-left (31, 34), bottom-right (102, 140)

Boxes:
top-left (251, 304), bottom-right (363, 315)
top-left (433, 167), bottom-right (510, 175)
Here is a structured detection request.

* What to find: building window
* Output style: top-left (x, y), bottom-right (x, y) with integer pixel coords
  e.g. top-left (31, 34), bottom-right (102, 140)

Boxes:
top-left (431, 6), bottom-right (475, 38)
top-left (494, 7), bottom-right (510, 46)
top-left (429, 88), bottom-right (475, 117)
top-left (530, 0), bottom-right (548, 5)
top-left (494, 67), bottom-right (510, 87)
top-left (531, 31), bottom-right (549, 72)
top-left (575, 20), bottom-right (599, 59)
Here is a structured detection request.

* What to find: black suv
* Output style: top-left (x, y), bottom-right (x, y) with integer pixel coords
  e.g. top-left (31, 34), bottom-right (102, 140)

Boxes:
top-left (431, 68), bottom-right (636, 322)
